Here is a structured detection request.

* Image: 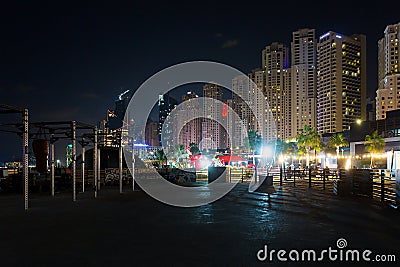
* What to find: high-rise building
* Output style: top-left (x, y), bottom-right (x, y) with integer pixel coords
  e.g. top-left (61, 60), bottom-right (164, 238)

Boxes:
top-left (291, 29), bottom-right (317, 136)
top-left (201, 84), bottom-right (225, 150)
top-left (145, 120), bottom-right (159, 146)
top-left (107, 90), bottom-right (132, 131)
top-left (376, 23), bottom-right (400, 120)
top-left (376, 74), bottom-right (400, 120)
top-left (316, 32), bottom-right (366, 134)
top-left (262, 42), bottom-right (290, 140)
top-left (158, 93), bottom-right (178, 146)
top-left (231, 70), bottom-right (269, 148)
top-left (177, 92), bottom-right (202, 148)
top-left (378, 23), bottom-right (400, 86)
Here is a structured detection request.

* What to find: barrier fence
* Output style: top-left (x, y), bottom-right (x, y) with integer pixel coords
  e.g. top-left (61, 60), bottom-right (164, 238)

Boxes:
top-left (1, 167), bottom-right (398, 209)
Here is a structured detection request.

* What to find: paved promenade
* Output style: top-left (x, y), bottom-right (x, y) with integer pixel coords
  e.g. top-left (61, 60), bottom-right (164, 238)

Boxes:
top-left (0, 183), bottom-right (399, 266)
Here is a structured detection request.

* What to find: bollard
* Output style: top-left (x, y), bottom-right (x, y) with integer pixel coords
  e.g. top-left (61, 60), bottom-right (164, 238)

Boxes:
top-left (323, 169), bottom-right (326, 190)
top-left (308, 168), bottom-right (312, 188)
top-left (279, 166), bottom-right (283, 186)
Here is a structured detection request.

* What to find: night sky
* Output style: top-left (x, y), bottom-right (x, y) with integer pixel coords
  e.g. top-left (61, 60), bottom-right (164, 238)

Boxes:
top-left (1, 0), bottom-right (399, 161)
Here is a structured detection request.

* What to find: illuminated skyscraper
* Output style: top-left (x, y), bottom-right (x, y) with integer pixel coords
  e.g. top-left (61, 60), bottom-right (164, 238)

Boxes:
top-left (291, 29), bottom-right (317, 136)
top-left (158, 93), bottom-right (177, 146)
top-left (201, 84), bottom-right (225, 150)
top-left (376, 23), bottom-right (400, 120)
top-left (262, 42), bottom-right (290, 140)
top-left (177, 92), bottom-right (202, 148)
top-left (316, 31), bottom-right (366, 133)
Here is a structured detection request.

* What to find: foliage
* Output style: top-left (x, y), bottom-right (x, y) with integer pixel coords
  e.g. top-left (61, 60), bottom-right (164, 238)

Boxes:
top-left (328, 133), bottom-right (349, 157)
top-left (296, 125), bottom-right (322, 166)
top-left (244, 130), bottom-right (263, 154)
top-left (364, 130), bottom-right (385, 168)
top-left (364, 130), bottom-right (385, 154)
top-left (296, 125), bottom-right (322, 153)
top-left (189, 142), bottom-right (200, 155)
top-left (155, 149), bottom-right (167, 167)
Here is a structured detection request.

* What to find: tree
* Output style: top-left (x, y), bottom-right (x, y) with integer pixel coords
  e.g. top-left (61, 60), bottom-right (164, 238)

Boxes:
top-left (296, 125), bottom-right (322, 167)
top-left (328, 133), bottom-right (349, 158)
top-left (276, 139), bottom-right (298, 166)
top-left (189, 142), bottom-right (200, 155)
top-left (244, 130), bottom-right (263, 154)
top-left (282, 141), bottom-right (298, 164)
top-left (364, 130), bottom-right (385, 168)
top-left (155, 149), bottom-right (167, 167)
top-left (244, 130), bottom-right (263, 166)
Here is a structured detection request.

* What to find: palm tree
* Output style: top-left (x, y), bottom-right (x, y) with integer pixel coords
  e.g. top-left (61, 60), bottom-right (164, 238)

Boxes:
top-left (328, 133), bottom-right (349, 158)
top-left (364, 130), bottom-right (385, 168)
top-left (189, 142), bottom-right (200, 155)
top-left (277, 140), bottom-right (298, 165)
top-left (244, 130), bottom-right (263, 154)
top-left (296, 125), bottom-right (322, 167)
top-left (243, 130), bottom-right (263, 169)
top-left (155, 149), bottom-right (167, 167)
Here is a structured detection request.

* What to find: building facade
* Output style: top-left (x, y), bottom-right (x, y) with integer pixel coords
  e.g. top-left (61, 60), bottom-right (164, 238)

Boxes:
top-left (158, 93), bottom-right (178, 146)
top-left (177, 92), bottom-right (202, 148)
top-left (376, 23), bottom-right (400, 120)
top-left (201, 84), bottom-right (226, 150)
top-left (291, 29), bottom-right (317, 137)
top-left (262, 42), bottom-right (291, 140)
top-left (316, 31), bottom-right (366, 134)
top-left (376, 74), bottom-right (400, 120)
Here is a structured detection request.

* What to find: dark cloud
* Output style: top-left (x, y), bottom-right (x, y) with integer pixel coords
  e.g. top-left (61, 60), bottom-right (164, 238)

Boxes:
top-left (222, 39), bottom-right (239, 48)
top-left (81, 92), bottom-right (99, 99)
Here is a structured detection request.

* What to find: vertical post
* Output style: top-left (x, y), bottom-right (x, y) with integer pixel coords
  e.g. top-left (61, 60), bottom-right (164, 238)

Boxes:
top-left (132, 142), bottom-right (135, 191)
top-left (81, 141), bottom-right (85, 193)
top-left (308, 168), bottom-right (312, 188)
top-left (293, 168), bottom-right (296, 187)
top-left (50, 135), bottom-right (55, 197)
top-left (381, 169), bottom-right (385, 202)
top-left (97, 147), bottom-right (101, 190)
top-left (72, 121), bottom-right (76, 202)
top-left (241, 168), bottom-right (244, 183)
top-left (23, 109), bottom-right (29, 211)
top-left (93, 127), bottom-right (98, 198)
top-left (279, 166), bottom-right (283, 186)
top-left (119, 132), bottom-right (123, 194)
top-left (323, 169), bottom-right (326, 190)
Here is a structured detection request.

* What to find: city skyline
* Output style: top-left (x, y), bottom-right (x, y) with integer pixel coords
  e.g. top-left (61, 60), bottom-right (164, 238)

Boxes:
top-left (1, 1), bottom-right (400, 160)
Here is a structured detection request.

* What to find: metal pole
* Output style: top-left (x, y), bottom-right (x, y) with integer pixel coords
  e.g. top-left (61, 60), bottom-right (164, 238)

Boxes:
top-left (81, 143), bottom-right (85, 193)
top-left (132, 143), bottom-right (135, 191)
top-left (50, 135), bottom-right (55, 197)
top-left (279, 166), bottom-right (283, 186)
top-left (97, 147), bottom-right (101, 190)
top-left (323, 169), bottom-right (326, 190)
top-left (293, 168), bottom-right (296, 187)
top-left (308, 168), bottom-right (312, 188)
top-left (23, 109), bottom-right (29, 211)
top-left (119, 133), bottom-right (123, 194)
top-left (381, 170), bottom-right (385, 202)
top-left (72, 121), bottom-right (76, 202)
top-left (93, 128), bottom-right (98, 198)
